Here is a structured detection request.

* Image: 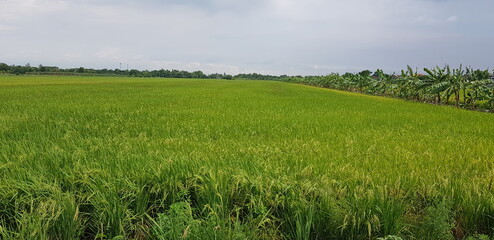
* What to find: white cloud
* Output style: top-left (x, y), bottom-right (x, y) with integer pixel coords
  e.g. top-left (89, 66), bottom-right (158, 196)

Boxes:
top-left (447, 16), bottom-right (458, 22)
top-left (95, 48), bottom-right (123, 60)
top-left (63, 53), bottom-right (84, 60)
top-left (415, 15), bottom-right (459, 24)
top-left (0, 25), bottom-right (16, 32)
top-left (0, 0), bottom-right (68, 20)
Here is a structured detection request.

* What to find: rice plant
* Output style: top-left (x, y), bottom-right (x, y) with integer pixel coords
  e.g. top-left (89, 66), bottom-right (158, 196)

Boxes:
top-left (1, 75), bottom-right (493, 239)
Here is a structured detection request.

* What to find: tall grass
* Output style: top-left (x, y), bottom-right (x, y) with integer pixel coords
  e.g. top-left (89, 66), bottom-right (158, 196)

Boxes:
top-left (1, 76), bottom-right (493, 239)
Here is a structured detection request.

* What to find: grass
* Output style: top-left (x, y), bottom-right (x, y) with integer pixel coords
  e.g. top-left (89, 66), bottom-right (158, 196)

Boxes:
top-left (0, 75), bottom-right (493, 239)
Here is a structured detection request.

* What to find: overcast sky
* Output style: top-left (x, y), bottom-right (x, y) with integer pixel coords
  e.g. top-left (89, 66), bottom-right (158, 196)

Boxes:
top-left (1, 0), bottom-right (493, 75)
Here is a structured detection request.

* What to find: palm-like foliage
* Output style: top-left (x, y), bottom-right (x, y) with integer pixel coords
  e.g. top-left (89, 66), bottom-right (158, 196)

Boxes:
top-left (464, 68), bottom-right (493, 105)
top-left (280, 65), bottom-right (494, 111)
top-left (423, 66), bottom-right (452, 104)
top-left (480, 85), bottom-right (494, 108)
top-left (442, 65), bottom-right (464, 105)
top-left (396, 66), bottom-right (422, 100)
top-left (369, 69), bottom-right (392, 96)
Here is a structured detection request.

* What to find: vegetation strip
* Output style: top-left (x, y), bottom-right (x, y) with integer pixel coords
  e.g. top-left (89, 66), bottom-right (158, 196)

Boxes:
top-left (281, 66), bottom-right (494, 112)
top-left (2, 63), bottom-right (493, 112)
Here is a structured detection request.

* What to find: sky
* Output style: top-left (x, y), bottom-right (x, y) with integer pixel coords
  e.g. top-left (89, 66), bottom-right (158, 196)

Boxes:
top-left (0, 0), bottom-right (493, 75)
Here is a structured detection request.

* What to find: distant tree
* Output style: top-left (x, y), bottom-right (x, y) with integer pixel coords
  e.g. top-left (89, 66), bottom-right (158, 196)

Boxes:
top-left (11, 65), bottom-right (28, 75)
top-left (39, 64), bottom-right (47, 72)
top-left (129, 69), bottom-right (140, 76)
top-left (191, 71), bottom-right (206, 79)
top-left (76, 67), bottom-right (85, 73)
top-left (208, 73), bottom-right (224, 79)
top-left (359, 70), bottom-right (372, 77)
top-left (342, 72), bottom-right (354, 78)
top-left (24, 63), bottom-right (34, 73)
top-left (0, 63), bottom-right (10, 72)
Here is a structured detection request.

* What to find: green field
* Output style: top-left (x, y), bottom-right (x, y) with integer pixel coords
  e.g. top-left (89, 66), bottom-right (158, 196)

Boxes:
top-left (1, 76), bottom-right (493, 239)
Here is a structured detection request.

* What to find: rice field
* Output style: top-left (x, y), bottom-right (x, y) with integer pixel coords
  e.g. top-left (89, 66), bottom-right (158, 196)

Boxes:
top-left (1, 75), bottom-right (493, 239)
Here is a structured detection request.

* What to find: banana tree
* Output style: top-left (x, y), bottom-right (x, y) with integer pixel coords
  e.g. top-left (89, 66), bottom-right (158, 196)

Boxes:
top-left (367, 69), bottom-right (395, 96)
top-left (488, 91), bottom-right (494, 109)
top-left (396, 66), bottom-right (422, 100)
top-left (464, 68), bottom-right (492, 105)
top-left (423, 66), bottom-right (451, 104)
top-left (354, 74), bottom-right (373, 93)
top-left (441, 66), bottom-right (464, 105)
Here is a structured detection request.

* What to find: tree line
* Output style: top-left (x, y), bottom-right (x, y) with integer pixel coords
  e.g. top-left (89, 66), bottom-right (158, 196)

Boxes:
top-left (281, 66), bottom-right (494, 111)
top-left (0, 63), bottom-right (287, 80)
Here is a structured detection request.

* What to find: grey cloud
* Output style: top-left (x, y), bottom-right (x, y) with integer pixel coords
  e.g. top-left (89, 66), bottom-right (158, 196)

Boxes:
top-left (0, 0), bottom-right (493, 74)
